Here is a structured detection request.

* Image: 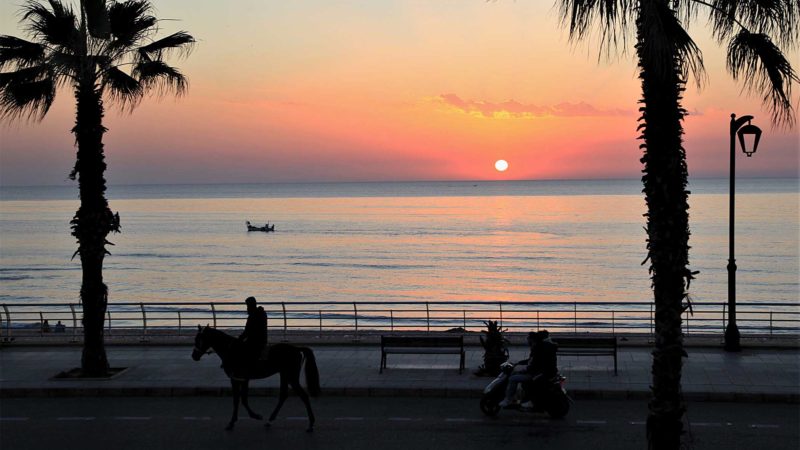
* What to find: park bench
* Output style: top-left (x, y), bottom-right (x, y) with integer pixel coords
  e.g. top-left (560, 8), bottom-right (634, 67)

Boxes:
top-left (554, 335), bottom-right (618, 375)
top-left (380, 335), bottom-right (465, 374)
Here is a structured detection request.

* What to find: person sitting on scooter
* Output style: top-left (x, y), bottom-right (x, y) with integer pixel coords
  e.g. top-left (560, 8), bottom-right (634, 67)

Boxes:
top-left (499, 330), bottom-right (558, 408)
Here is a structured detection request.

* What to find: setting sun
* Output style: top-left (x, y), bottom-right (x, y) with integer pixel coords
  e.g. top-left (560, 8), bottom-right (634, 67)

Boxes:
top-left (495, 159), bottom-right (509, 172)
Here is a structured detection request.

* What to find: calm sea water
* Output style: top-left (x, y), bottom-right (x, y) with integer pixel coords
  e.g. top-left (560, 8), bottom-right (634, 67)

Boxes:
top-left (0, 178), bottom-right (797, 307)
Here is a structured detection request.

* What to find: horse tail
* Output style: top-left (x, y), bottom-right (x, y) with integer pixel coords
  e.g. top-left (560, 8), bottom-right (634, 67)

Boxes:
top-left (300, 347), bottom-right (321, 396)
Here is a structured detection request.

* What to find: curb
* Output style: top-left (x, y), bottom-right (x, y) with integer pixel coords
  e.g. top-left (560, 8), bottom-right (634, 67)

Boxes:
top-left (2, 386), bottom-right (797, 404)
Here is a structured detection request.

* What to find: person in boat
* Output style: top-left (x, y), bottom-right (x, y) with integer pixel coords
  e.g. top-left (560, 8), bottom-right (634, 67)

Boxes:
top-left (234, 296), bottom-right (268, 372)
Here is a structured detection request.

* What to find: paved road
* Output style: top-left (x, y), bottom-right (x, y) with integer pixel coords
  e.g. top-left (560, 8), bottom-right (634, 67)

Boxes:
top-left (1, 397), bottom-right (798, 450)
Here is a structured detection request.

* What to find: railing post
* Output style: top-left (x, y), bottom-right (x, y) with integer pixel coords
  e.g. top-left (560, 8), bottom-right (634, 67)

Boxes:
top-left (463, 310), bottom-right (466, 331)
top-left (499, 302), bottom-right (503, 329)
top-left (107, 310), bottom-right (112, 336)
top-left (39, 312), bottom-right (44, 337)
top-left (390, 310), bottom-right (394, 331)
top-left (319, 310), bottom-right (323, 339)
top-left (177, 311), bottom-right (182, 336)
top-left (650, 303), bottom-right (654, 338)
top-left (69, 304), bottom-right (78, 342)
top-left (140, 303), bottom-right (147, 342)
top-left (2, 305), bottom-right (10, 342)
top-left (722, 303), bottom-right (727, 339)
top-left (685, 310), bottom-right (689, 335)
top-left (210, 303), bottom-right (217, 329)
top-left (612, 311), bottom-right (615, 335)
top-left (282, 302), bottom-right (288, 342)
top-left (537, 311), bottom-right (540, 331)
top-left (425, 302), bottom-right (430, 333)
top-left (353, 302), bottom-right (359, 342)
top-left (574, 302), bottom-right (577, 334)
top-left (769, 311), bottom-right (773, 337)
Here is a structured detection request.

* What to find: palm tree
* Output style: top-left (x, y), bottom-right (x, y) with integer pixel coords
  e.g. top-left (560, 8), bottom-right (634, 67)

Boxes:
top-left (556, 1), bottom-right (797, 448)
top-left (0, 0), bottom-right (194, 376)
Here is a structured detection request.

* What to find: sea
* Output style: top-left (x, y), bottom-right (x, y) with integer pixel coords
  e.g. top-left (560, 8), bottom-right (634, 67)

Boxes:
top-left (0, 178), bottom-right (797, 309)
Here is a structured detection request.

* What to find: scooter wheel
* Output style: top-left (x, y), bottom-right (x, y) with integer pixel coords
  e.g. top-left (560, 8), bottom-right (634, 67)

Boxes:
top-left (480, 395), bottom-right (501, 417)
top-left (546, 392), bottom-right (570, 419)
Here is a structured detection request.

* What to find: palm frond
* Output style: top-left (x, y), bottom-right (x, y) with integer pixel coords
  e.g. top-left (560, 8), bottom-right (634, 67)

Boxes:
top-left (0, 65), bottom-right (49, 89)
top-left (82, 0), bottom-right (111, 39)
top-left (108, 0), bottom-right (156, 49)
top-left (727, 30), bottom-right (798, 126)
top-left (103, 66), bottom-right (143, 109)
top-left (49, 50), bottom-right (81, 80)
top-left (0, 35), bottom-right (46, 70)
top-left (138, 31), bottom-right (195, 60)
top-left (21, 0), bottom-right (80, 50)
top-left (558, 0), bottom-right (636, 57)
top-left (710, 0), bottom-right (799, 47)
top-left (133, 59), bottom-right (187, 96)
top-left (0, 69), bottom-right (55, 121)
top-left (638, 0), bottom-right (706, 87)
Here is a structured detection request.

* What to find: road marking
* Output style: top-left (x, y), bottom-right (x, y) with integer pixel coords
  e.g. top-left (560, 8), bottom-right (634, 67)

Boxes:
top-left (286, 417), bottom-right (307, 421)
top-left (182, 417), bottom-right (212, 421)
top-left (0, 417), bottom-right (29, 421)
top-left (750, 424), bottom-right (779, 429)
top-left (334, 417), bottom-right (364, 421)
top-left (57, 417), bottom-right (95, 421)
top-left (114, 417), bottom-right (151, 421)
top-left (388, 417), bottom-right (419, 422)
top-left (577, 420), bottom-right (607, 425)
top-left (692, 423), bottom-right (723, 427)
top-left (444, 418), bottom-right (482, 423)
top-left (630, 421), bottom-right (646, 425)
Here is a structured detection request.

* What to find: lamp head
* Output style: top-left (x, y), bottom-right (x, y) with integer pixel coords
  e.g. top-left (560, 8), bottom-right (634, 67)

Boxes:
top-left (737, 122), bottom-right (762, 157)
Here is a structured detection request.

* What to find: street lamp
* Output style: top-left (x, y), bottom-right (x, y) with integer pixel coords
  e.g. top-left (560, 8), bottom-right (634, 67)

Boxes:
top-left (725, 113), bottom-right (762, 352)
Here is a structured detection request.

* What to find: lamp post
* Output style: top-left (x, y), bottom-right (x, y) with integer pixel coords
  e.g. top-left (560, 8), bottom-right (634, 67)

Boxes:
top-left (725, 113), bottom-right (762, 352)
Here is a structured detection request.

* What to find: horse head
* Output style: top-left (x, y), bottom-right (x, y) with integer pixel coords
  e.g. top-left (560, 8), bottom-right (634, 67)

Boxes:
top-left (192, 324), bottom-right (212, 361)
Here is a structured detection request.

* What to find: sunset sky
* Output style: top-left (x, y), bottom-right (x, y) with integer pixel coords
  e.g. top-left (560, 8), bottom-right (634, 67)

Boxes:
top-left (0, 0), bottom-right (798, 186)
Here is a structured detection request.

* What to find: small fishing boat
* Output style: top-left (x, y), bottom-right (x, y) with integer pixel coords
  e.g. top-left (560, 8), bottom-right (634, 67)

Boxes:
top-left (246, 221), bottom-right (275, 232)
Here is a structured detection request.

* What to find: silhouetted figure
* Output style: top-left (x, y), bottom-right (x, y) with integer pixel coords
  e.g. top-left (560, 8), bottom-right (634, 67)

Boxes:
top-left (236, 297), bottom-right (267, 370)
top-left (191, 325), bottom-right (319, 432)
top-left (499, 330), bottom-right (558, 408)
top-left (41, 320), bottom-right (50, 333)
top-left (54, 321), bottom-right (66, 333)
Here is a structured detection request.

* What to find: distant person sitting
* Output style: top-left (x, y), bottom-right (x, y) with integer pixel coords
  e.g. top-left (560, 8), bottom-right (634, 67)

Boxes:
top-left (54, 321), bottom-right (66, 333)
top-left (41, 320), bottom-right (51, 333)
top-left (499, 330), bottom-right (558, 408)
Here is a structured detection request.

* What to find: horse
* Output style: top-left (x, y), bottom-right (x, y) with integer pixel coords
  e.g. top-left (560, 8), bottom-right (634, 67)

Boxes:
top-left (191, 325), bottom-right (320, 431)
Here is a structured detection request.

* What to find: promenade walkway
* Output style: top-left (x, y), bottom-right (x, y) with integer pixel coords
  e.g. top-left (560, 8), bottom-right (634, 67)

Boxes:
top-left (1, 343), bottom-right (797, 402)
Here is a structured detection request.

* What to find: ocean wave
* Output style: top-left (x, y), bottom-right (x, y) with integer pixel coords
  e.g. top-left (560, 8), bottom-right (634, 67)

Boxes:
top-left (289, 262), bottom-right (433, 270)
top-left (0, 275), bottom-right (34, 281)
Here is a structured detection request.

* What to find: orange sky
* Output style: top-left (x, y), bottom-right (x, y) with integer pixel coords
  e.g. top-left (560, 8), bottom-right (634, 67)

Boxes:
top-left (0, 0), bottom-right (797, 185)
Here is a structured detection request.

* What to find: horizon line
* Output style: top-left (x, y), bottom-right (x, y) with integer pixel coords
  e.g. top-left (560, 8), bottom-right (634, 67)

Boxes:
top-left (2, 175), bottom-right (798, 189)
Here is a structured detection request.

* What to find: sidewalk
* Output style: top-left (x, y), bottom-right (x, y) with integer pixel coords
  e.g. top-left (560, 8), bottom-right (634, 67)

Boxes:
top-left (1, 344), bottom-right (797, 403)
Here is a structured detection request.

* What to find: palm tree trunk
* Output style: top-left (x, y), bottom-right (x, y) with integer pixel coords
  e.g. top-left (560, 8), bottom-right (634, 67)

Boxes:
top-left (71, 83), bottom-right (117, 376)
top-left (637, 4), bottom-right (690, 449)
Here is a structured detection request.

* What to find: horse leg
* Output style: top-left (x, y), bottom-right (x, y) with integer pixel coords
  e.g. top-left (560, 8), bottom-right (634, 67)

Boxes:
top-left (226, 379), bottom-right (241, 431)
top-left (289, 380), bottom-right (315, 433)
top-left (268, 378), bottom-right (289, 424)
top-left (240, 380), bottom-right (263, 420)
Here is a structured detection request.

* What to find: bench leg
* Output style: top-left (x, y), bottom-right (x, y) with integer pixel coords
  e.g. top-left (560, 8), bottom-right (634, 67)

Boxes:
top-left (614, 353), bottom-right (618, 376)
top-left (459, 351), bottom-right (465, 374)
top-left (380, 352), bottom-right (385, 374)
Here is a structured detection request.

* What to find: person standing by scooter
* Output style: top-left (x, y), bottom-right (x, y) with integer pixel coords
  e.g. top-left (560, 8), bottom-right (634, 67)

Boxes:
top-left (499, 330), bottom-right (558, 408)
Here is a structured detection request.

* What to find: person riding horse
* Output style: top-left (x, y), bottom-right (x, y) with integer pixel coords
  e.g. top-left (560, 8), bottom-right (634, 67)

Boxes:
top-left (232, 296), bottom-right (267, 374)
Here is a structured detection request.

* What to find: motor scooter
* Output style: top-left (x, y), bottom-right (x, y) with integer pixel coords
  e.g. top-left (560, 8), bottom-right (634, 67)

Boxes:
top-left (479, 361), bottom-right (571, 418)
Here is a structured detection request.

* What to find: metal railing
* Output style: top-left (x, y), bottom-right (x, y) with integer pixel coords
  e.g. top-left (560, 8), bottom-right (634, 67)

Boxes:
top-left (1, 300), bottom-right (798, 342)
